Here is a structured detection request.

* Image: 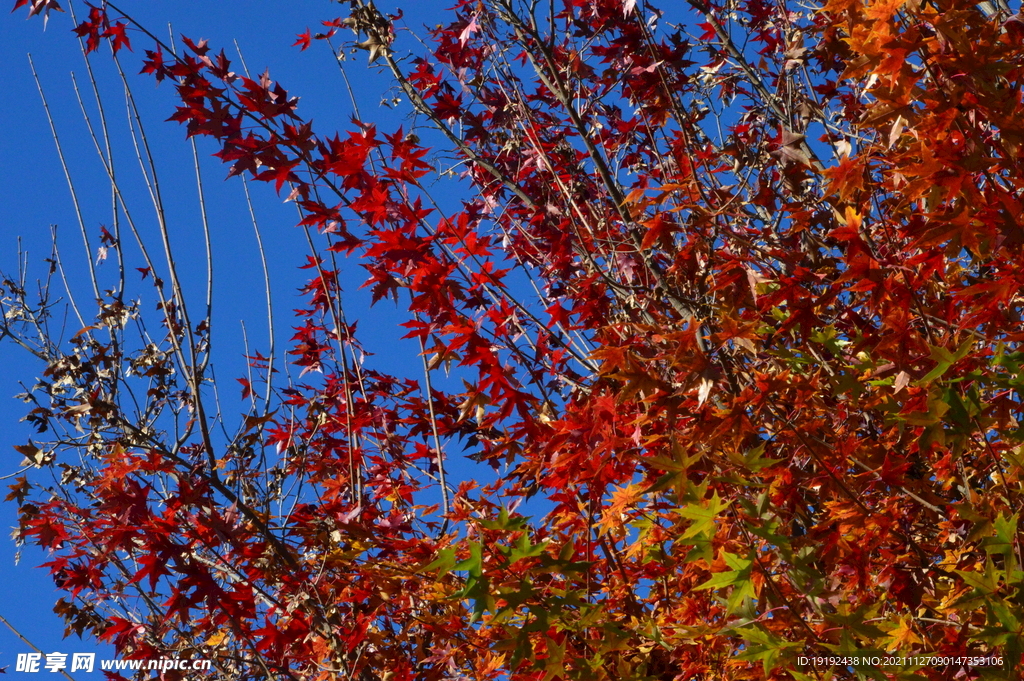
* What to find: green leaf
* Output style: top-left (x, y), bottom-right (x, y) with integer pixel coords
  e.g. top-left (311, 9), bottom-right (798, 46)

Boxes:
top-left (811, 325), bottom-right (850, 357)
top-left (953, 557), bottom-right (1002, 609)
top-left (479, 505), bottom-right (529, 531)
top-left (993, 343), bottom-right (1024, 373)
top-left (916, 335), bottom-right (975, 386)
top-left (420, 547), bottom-right (457, 576)
top-left (696, 551), bottom-right (755, 615)
top-left (453, 542), bottom-right (492, 623)
top-left (647, 449), bottom-right (701, 473)
top-left (732, 625), bottom-right (801, 675)
top-left (492, 578), bottom-right (536, 623)
top-left (990, 600), bottom-right (1021, 632)
top-left (508, 532), bottom-right (549, 564)
top-left (989, 512), bottom-right (1019, 556)
top-left (678, 491), bottom-right (729, 540)
top-left (745, 517), bottom-right (786, 545)
top-left (453, 542), bottom-right (483, 577)
top-left (540, 636), bottom-right (566, 681)
top-left (728, 441), bottom-right (775, 472)
top-left (824, 604), bottom-right (886, 640)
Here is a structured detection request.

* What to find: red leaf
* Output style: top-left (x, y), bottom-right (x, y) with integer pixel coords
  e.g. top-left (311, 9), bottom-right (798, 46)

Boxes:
top-left (293, 28), bottom-right (312, 51)
top-left (140, 46), bottom-right (168, 82)
top-left (255, 159), bottom-right (302, 193)
top-left (237, 378), bottom-right (253, 400)
top-left (180, 35), bottom-right (210, 56)
top-left (105, 21), bottom-right (131, 53)
top-left (72, 6), bottom-right (105, 53)
top-left (640, 213), bottom-right (679, 250)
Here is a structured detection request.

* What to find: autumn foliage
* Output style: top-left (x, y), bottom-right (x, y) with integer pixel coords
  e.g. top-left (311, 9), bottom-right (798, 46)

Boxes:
top-left (3, 0), bottom-right (1024, 679)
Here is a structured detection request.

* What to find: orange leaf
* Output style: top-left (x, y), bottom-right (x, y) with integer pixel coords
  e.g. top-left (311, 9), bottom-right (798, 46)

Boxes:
top-left (641, 213), bottom-right (678, 250)
top-left (823, 156), bottom-right (865, 202)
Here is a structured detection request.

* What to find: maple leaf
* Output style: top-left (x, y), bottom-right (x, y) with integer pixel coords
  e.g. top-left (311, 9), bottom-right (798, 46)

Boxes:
top-left (771, 129), bottom-right (812, 167)
top-left (255, 159), bottom-right (302, 193)
top-left (459, 14), bottom-right (479, 47)
top-left (640, 213), bottom-right (680, 250)
top-left (105, 21), bottom-right (132, 53)
top-left (883, 617), bottom-right (923, 652)
top-left (293, 27), bottom-right (312, 50)
top-left (4, 476), bottom-right (31, 505)
top-left (12, 0), bottom-right (62, 21)
top-left (72, 6), bottom-right (106, 53)
top-left (823, 155), bottom-right (866, 202)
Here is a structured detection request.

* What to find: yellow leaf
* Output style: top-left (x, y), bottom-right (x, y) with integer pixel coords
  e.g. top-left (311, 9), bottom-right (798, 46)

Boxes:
top-left (205, 630), bottom-right (228, 647)
top-left (479, 652), bottom-right (506, 677)
top-left (883, 616), bottom-right (922, 652)
top-left (843, 206), bottom-right (862, 230)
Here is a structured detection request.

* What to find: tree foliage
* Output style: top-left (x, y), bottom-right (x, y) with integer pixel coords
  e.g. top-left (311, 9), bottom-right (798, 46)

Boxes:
top-left (3, 0), bottom-right (1024, 679)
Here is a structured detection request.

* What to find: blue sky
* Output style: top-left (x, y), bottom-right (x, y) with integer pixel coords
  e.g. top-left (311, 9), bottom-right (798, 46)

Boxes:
top-left (0, 0), bottom-right (454, 671)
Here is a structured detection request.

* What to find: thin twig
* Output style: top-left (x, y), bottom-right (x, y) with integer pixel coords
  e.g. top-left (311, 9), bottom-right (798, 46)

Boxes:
top-left (0, 612), bottom-right (78, 681)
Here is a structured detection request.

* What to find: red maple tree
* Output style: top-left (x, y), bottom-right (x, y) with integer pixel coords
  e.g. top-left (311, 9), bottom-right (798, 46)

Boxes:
top-left (3, 0), bottom-right (1023, 679)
